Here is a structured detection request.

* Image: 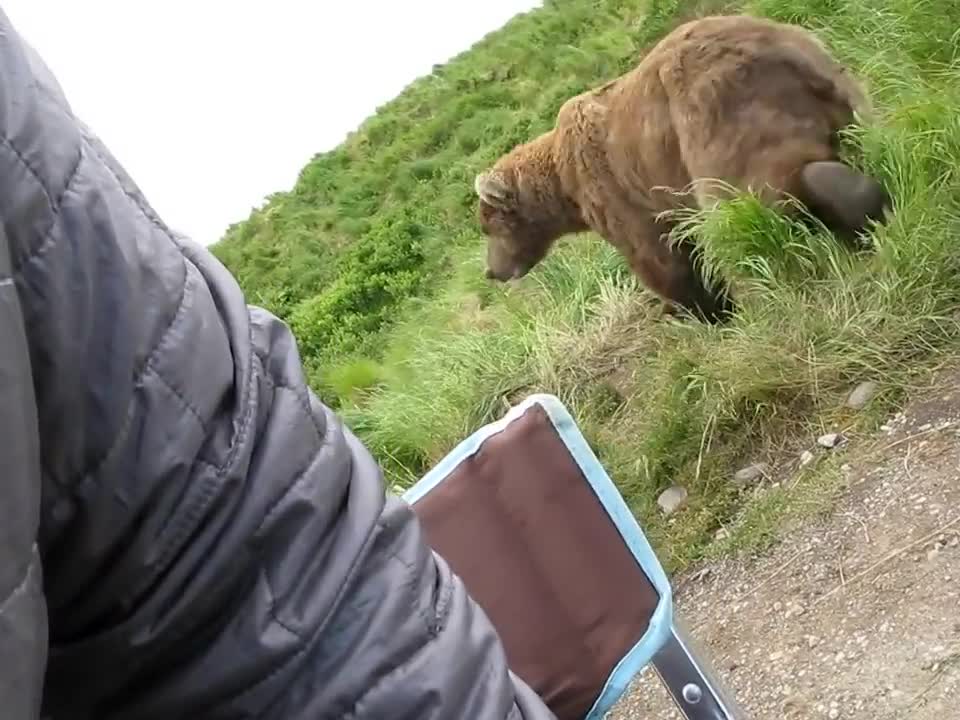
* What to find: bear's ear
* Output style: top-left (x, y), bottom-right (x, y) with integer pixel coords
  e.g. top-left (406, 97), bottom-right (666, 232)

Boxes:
top-left (474, 170), bottom-right (515, 210)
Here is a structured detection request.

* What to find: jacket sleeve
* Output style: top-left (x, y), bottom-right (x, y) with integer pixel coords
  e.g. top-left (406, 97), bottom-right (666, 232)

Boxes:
top-left (0, 9), bottom-right (556, 720)
top-left (0, 163), bottom-right (48, 720)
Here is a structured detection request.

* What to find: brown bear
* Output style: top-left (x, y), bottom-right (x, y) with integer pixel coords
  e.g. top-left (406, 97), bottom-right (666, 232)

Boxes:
top-left (473, 14), bottom-right (890, 323)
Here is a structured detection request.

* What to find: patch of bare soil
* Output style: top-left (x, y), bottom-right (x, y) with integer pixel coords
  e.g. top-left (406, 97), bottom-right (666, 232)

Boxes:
top-left (610, 368), bottom-right (960, 720)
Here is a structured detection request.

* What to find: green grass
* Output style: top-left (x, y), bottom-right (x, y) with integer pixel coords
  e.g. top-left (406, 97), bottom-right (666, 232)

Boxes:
top-left (212, 0), bottom-right (960, 572)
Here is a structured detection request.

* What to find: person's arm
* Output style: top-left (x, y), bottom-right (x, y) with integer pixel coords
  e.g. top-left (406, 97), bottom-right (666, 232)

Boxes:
top-left (0, 180), bottom-right (48, 720)
top-left (0, 9), bottom-right (556, 720)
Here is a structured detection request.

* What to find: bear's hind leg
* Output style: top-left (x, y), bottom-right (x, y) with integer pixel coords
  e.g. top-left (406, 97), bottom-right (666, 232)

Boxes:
top-left (736, 142), bottom-right (891, 245)
top-left (798, 160), bottom-right (891, 243)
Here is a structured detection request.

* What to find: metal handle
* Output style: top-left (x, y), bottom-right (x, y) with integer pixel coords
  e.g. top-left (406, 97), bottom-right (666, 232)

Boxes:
top-left (651, 618), bottom-right (747, 719)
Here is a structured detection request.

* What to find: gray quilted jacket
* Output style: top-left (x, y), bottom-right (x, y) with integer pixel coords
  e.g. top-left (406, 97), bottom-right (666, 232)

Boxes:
top-left (0, 8), bottom-right (555, 720)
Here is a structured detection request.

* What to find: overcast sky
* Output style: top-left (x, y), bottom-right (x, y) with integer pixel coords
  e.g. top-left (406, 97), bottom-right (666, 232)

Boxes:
top-left (2, 1), bottom-right (540, 245)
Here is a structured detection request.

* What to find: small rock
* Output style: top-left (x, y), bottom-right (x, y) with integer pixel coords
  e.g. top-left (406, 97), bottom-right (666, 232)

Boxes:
top-left (927, 548), bottom-right (940, 562)
top-left (782, 696), bottom-right (804, 713)
top-left (714, 528), bottom-right (730, 541)
top-left (799, 450), bottom-right (815, 467)
top-left (734, 462), bottom-right (769, 485)
top-left (949, 536), bottom-right (959, 548)
top-left (817, 432), bottom-right (843, 449)
top-left (769, 650), bottom-right (785, 661)
top-left (846, 381), bottom-right (878, 409)
top-left (657, 485), bottom-right (688, 516)
top-left (785, 602), bottom-right (806, 619)
top-left (829, 708), bottom-right (840, 719)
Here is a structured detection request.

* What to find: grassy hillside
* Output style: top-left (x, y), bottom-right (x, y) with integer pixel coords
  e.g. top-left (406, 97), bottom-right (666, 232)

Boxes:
top-left (213, 0), bottom-right (652, 387)
top-left (212, 0), bottom-right (960, 571)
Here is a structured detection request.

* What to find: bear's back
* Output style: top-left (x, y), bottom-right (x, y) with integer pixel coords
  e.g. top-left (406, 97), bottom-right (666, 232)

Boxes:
top-left (554, 14), bottom-right (865, 225)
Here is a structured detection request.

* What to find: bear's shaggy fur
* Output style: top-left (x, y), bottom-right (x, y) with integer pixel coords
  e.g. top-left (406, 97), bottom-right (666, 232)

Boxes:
top-left (474, 14), bottom-right (890, 323)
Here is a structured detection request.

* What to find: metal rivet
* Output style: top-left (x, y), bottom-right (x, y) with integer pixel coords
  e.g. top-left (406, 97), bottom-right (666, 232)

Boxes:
top-left (682, 683), bottom-right (703, 704)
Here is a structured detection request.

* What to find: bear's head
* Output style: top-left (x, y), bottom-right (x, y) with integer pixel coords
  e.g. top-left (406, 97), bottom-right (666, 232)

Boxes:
top-left (474, 169), bottom-right (561, 282)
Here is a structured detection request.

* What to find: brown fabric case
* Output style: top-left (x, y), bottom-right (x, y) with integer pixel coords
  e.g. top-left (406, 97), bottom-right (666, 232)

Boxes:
top-left (412, 404), bottom-right (661, 719)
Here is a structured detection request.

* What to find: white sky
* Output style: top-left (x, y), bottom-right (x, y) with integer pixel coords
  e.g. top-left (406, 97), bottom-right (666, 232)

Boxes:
top-left (2, 1), bottom-right (541, 245)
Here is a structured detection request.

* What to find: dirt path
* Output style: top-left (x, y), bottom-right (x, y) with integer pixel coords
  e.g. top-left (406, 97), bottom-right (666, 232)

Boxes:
top-left (610, 368), bottom-right (960, 720)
